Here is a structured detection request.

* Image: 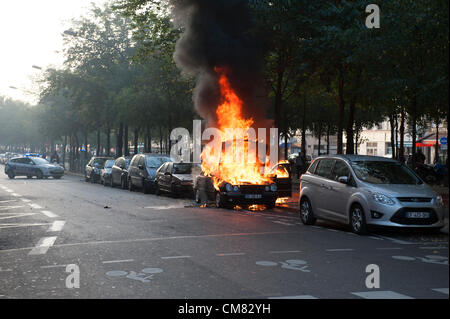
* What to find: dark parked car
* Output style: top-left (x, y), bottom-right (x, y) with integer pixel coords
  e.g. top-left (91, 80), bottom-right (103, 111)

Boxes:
top-left (5, 156), bottom-right (64, 179)
top-left (127, 154), bottom-right (171, 193)
top-left (100, 159), bottom-right (115, 186)
top-left (110, 156), bottom-right (132, 189)
top-left (155, 162), bottom-right (201, 197)
top-left (195, 175), bottom-right (278, 209)
top-left (85, 157), bottom-right (113, 183)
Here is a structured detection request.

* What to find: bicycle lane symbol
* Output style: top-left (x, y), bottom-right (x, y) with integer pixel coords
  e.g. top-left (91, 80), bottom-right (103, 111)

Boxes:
top-left (256, 260), bottom-right (311, 272)
top-left (106, 268), bottom-right (164, 283)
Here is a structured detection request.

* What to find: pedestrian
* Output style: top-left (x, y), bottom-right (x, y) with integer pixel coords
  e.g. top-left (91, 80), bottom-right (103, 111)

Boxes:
top-left (296, 153), bottom-right (304, 179)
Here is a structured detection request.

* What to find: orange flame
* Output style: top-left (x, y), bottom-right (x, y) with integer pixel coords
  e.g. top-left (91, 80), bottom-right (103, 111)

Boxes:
top-left (201, 67), bottom-right (271, 189)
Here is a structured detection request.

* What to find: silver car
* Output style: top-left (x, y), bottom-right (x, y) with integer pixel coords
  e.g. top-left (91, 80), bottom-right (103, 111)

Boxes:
top-left (5, 156), bottom-right (64, 179)
top-left (299, 155), bottom-right (445, 234)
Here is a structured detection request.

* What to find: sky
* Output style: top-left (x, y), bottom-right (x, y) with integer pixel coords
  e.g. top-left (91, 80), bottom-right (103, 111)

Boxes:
top-left (0, 0), bottom-right (106, 105)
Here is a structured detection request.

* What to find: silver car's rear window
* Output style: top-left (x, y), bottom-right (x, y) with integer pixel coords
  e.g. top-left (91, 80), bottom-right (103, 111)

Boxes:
top-left (351, 161), bottom-right (421, 185)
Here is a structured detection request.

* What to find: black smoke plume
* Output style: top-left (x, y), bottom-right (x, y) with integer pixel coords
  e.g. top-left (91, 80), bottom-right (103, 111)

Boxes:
top-left (170, 0), bottom-right (270, 128)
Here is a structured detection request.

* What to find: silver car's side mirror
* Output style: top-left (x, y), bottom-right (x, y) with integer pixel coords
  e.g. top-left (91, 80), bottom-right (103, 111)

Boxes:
top-left (338, 176), bottom-right (348, 184)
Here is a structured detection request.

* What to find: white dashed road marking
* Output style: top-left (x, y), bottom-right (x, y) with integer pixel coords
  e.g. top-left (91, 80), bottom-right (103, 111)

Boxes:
top-left (28, 236), bottom-right (57, 255)
top-left (41, 210), bottom-right (59, 218)
top-left (217, 252), bottom-right (246, 256)
top-left (47, 220), bottom-right (65, 232)
top-left (352, 291), bottom-right (414, 299)
top-left (269, 250), bottom-right (302, 254)
top-left (326, 248), bottom-right (354, 252)
top-left (161, 256), bottom-right (192, 259)
top-left (28, 203), bottom-right (43, 209)
top-left (102, 259), bottom-right (135, 264)
top-left (432, 288), bottom-right (449, 295)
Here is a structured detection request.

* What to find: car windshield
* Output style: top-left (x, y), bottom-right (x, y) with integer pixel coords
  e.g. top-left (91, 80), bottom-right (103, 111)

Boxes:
top-left (32, 158), bottom-right (50, 165)
top-left (173, 163), bottom-right (192, 174)
top-left (351, 160), bottom-right (421, 185)
top-left (104, 160), bottom-right (114, 168)
top-left (124, 159), bottom-right (131, 168)
top-left (93, 158), bottom-right (107, 166)
top-left (146, 156), bottom-right (171, 168)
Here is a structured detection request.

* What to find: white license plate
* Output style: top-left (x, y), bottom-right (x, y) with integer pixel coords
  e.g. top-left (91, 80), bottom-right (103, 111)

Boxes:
top-left (406, 212), bottom-right (430, 219)
top-left (245, 194), bottom-right (262, 199)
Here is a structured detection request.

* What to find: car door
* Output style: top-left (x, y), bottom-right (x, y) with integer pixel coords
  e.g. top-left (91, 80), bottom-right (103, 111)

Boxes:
top-left (272, 164), bottom-right (292, 198)
top-left (161, 162), bottom-right (173, 192)
top-left (323, 159), bottom-right (354, 222)
top-left (136, 156), bottom-right (146, 188)
top-left (312, 158), bottom-right (336, 218)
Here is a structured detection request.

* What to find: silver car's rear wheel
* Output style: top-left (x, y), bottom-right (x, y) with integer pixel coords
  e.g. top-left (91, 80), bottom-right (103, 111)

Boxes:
top-left (350, 204), bottom-right (367, 235)
top-left (300, 198), bottom-right (316, 225)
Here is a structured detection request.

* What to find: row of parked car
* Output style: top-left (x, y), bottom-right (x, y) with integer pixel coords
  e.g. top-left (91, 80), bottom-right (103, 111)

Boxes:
top-left (85, 153), bottom-right (293, 205)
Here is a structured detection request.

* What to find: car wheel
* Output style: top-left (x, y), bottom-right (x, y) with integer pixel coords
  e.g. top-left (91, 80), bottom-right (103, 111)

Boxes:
top-left (350, 204), bottom-right (368, 235)
top-left (27, 175), bottom-right (32, 179)
top-left (121, 177), bottom-right (127, 190)
top-left (7, 170), bottom-right (15, 179)
top-left (215, 192), bottom-right (229, 209)
top-left (155, 183), bottom-right (161, 196)
top-left (195, 189), bottom-right (201, 203)
top-left (109, 177), bottom-right (114, 187)
top-left (103, 179), bottom-right (108, 186)
top-left (128, 178), bottom-right (135, 191)
top-left (36, 170), bottom-right (43, 179)
top-left (54, 176), bottom-right (61, 179)
top-left (300, 197), bottom-right (316, 225)
top-left (85, 174), bottom-right (89, 182)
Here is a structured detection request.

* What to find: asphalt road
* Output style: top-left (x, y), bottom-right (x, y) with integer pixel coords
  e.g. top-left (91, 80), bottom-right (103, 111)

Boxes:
top-left (0, 170), bottom-right (448, 299)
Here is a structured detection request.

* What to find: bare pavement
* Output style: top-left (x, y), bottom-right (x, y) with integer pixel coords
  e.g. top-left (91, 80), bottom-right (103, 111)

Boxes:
top-left (0, 171), bottom-right (448, 299)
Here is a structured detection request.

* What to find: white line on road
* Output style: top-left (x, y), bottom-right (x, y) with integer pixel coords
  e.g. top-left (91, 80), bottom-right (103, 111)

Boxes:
top-left (0, 213), bottom-right (38, 220)
top-left (432, 288), bottom-right (449, 295)
top-left (21, 199), bottom-right (31, 203)
top-left (0, 223), bottom-right (50, 229)
top-left (28, 236), bottom-right (57, 255)
top-left (376, 247), bottom-right (403, 250)
top-left (272, 221), bottom-right (295, 226)
top-left (269, 295), bottom-right (318, 299)
top-left (269, 250), bottom-right (302, 254)
top-left (216, 252), bottom-right (246, 256)
top-left (161, 256), bottom-right (191, 259)
top-left (419, 246), bottom-right (448, 250)
top-left (47, 220), bottom-right (65, 232)
top-left (102, 259), bottom-right (135, 264)
top-left (0, 205), bottom-right (24, 211)
top-left (369, 236), bottom-right (384, 240)
top-left (11, 193), bottom-right (21, 197)
top-left (41, 210), bottom-right (59, 218)
top-left (377, 235), bottom-right (415, 245)
top-left (28, 203), bottom-right (43, 209)
top-left (326, 248), bottom-right (354, 252)
top-left (351, 291), bottom-right (414, 299)
top-left (0, 200), bottom-right (17, 204)
top-left (5, 190), bottom-right (13, 193)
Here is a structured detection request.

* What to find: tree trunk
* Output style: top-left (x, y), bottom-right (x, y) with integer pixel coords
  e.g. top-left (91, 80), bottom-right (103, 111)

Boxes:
top-left (345, 99), bottom-right (355, 154)
top-left (336, 65), bottom-right (345, 154)
top-left (411, 112), bottom-right (417, 168)
top-left (274, 52), bottom-right (285, 145)
top-left (62, 135), bottom-right (67, 170)
top-left (301, 95), bottom-right (307, 160)
top-left (389, 113), bottom-right (396, 159)
top-left (326, 125), bottom-right (330, 155)
top-left (399, 107), bottom-right (405, 163)
top-left (84, 131), bottom-right (88, 166)
top-left (106, 126), bottom-right (111, 157)
top-left (435, 121), bottom-right (439, 164)
top-left (117, 122), bottom-right (123, 157)
top-left (134, 127), bottom-right (139, 155)
top-left (317, 131), bottom-right (321, 156)
top-left (96, 130), bottom-right (101, 156)
top-left (159, 126), bottom-right (163, 154)
top-left (124, 124), bottom-right (129, 156)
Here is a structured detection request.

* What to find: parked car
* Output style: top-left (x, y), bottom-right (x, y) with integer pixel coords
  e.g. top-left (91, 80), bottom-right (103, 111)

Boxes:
top-left (155, 162), bottom-right (199, 197)
top-left (299, 155), bottom-right (445, 234)
top-left (85, 157), bottom-right (113, 183)
top-left (127, 154), bottom-right (171, 193)
top-left (110, 156), bottom-right (132, 189)
top-left (100, 159), bottom-right (115, 186)
top-left (4, 156), bottom-right (64, 179)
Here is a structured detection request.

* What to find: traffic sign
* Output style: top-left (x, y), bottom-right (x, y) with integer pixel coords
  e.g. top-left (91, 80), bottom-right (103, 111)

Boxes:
top-left (440, 137), bottom-right (447, 145)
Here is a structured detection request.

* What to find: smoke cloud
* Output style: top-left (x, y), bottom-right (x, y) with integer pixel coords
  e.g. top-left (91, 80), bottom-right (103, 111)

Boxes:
top-left (169, 0), bottom-right (270, 128)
